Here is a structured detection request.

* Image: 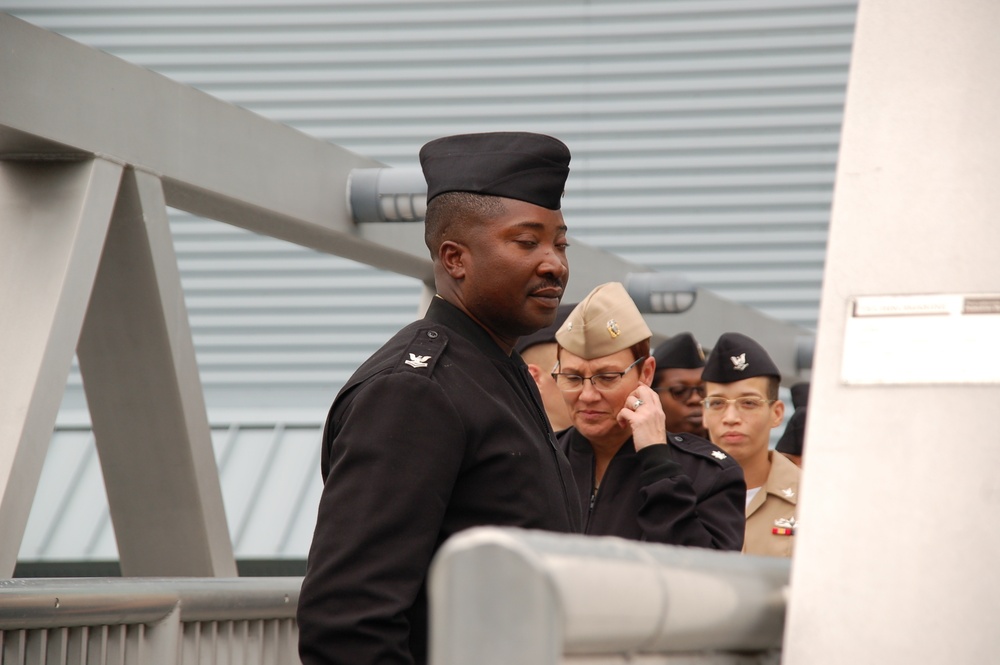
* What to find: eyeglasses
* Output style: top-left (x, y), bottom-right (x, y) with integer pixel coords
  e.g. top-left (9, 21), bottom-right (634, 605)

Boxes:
top-left (552, 357), bottom-right (646, 392)
top-left (654, 385), bottom-right (706, 402)
top-left (702, 396), bottom-right (775, 413)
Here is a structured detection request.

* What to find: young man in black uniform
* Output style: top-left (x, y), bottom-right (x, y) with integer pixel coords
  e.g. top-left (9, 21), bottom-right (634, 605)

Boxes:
top-left (651, 332), bottom-right (710, 439)
top-left (514, 302), bottom-right (576, 431)
top-left (776, 382), bottom-right (809, 468)
top-left (297, 132), bottom-right (582, 665)
top-left (553, 282), bottom-right (745, 549)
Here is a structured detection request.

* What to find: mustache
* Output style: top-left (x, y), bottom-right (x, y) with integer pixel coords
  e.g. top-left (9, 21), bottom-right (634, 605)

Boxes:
top-left (530, 277), bottom-right (566, 292)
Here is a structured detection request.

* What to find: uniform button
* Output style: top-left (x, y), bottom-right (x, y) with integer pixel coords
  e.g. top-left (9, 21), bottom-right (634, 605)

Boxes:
top-left (673, 436), bottom-right (683, 442)
top-left (427, 330), bottom-right (439, 339)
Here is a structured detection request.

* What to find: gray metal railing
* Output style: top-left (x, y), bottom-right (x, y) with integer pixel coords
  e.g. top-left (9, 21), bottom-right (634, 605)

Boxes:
top-left (1, 531), bottom-right (790, 665)
top-left (0, 578), bottom-right (301, 665)
top-left (429, 527), bottom-right (789, 665)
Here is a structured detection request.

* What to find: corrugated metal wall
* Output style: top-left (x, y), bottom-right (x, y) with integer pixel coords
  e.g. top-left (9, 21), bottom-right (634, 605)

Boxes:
top-left (20, 425), bottom-right (323, 560)
top-left (3, 0), bottom-right (857, 421)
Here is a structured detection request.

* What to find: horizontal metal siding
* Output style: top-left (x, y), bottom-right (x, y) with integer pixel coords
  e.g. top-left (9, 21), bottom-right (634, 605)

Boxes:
top-left (20, 425), bottom-right (324, 560)
top-left (3, 0), bottom-right (854, 409)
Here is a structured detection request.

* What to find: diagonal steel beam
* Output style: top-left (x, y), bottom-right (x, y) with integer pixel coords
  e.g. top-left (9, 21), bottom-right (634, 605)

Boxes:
top-left (0, 12), bottom-right (431, 283)
top-left (77, 168), bottom-right (236, 577)
top-left (0, 158), bottom-right (122, 576)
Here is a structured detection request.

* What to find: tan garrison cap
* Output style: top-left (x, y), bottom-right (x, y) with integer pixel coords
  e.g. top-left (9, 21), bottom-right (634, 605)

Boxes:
top-left (555, 282), bottom-right (652, 359)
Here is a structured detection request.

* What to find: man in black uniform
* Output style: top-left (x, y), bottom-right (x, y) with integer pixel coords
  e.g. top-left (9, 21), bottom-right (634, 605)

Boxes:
top-left (553, 282), bottom-right (745, 549)
top-left (297, 132), bottom-right (582, 665)
top-left (776, 382), bottom-right (809, 468)
top-left (651, 332), bottom-right (710, 439)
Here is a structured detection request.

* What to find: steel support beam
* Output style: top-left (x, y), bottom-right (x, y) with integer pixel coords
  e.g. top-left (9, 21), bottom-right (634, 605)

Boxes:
top-left (77, 169), bottom-right (236, 577)
top-left (0, 158), bottom-right (122, 576)
top-left (0, 12), bottom-right (429, 282)
top-left (784, 1), bottom-right (1000, 662)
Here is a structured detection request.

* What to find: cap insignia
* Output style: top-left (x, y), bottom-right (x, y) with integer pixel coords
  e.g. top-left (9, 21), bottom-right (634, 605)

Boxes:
top-left (730, 353), bottom-right (748, 371)
top-left (607, 319), bottom-right (621, 338)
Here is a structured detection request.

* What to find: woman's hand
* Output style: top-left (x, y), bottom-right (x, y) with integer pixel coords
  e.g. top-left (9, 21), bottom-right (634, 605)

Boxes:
top-left (616, 383), bottom-right (667, 450)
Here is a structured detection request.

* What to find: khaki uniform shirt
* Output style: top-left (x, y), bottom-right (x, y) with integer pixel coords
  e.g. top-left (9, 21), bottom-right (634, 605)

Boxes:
top-left (744, 451), bottom-right (800, 557)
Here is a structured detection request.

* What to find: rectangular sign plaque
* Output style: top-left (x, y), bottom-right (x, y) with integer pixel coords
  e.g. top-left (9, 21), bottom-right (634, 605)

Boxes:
top-left (842, 294), bottom-right (1000, 385)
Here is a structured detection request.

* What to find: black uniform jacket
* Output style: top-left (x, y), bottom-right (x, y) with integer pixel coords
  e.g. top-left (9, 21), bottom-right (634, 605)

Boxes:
top-left (297, 298), bottom-right (582, 665)
top-left (558, 427), bottom-right (745, 550)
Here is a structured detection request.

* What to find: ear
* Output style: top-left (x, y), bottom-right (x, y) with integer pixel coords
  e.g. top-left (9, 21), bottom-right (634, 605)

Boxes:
top-left (525, 363), bottom-right (544, 384)
top-left (439, 240), bottom-right (468, 279)
top-left (770, 400), bottom-right (786, 429)
top-left (639, 356), bottom-right (656, 387)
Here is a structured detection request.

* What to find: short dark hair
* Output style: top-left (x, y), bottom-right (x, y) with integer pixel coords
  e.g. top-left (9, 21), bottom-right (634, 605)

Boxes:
top-left (765, 376), bottom-right (780, 401)
top-left (629, 339), bottom-right (650, 363)
top-left (423, 191), bottom-right (507, 256)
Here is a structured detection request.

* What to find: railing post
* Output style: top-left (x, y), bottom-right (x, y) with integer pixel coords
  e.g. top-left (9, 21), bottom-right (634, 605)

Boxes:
top-left (429, 530), bottom-right (564, 665)
top-left (144, 605), bottom-right (181, 665)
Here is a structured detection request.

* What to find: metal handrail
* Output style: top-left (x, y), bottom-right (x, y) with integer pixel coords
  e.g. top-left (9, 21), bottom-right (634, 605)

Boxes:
top-left (0, 577), bottom-right (303, 665)
top-left (0, 577), bottom-right (301, 629)
top-left (429, 527), bottom-right (789, 664)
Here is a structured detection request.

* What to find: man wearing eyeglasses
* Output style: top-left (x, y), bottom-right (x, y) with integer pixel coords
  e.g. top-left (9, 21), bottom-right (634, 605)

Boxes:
top-left (701, 332), bottom-right (800, 557)
top-left (552, 282), bottom-right (745, 550)
top-left (651, 332), bottom-right (709, 438)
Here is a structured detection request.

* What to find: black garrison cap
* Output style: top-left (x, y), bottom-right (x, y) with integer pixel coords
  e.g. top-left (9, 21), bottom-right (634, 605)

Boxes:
top-left (702, 332), bottom-right (781, 383)
top-left (514, 303), bottom-right (576, 355)
top-left (653, 332), bottom-right (706, 370)
top-left (776, 382), bottom-right (809, 455)
top-left (789, 381), bottom-right (810, 409)
top-left (419, 132), bottom-right (571, 210)
top-left (775, 405), bottom-right (807, 455)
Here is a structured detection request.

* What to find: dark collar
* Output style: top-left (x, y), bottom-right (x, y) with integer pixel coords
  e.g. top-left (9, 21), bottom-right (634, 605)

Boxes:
top-left (566, 427), bottom-right (636, 458)
top-left (424, 297), bottom-right (513, 364)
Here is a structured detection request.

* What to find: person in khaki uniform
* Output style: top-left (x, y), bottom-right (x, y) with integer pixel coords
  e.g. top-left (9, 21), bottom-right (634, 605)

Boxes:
top-left (742, 446), bottom-right (799, 557)
top-left (701, 332), bottom-right (800, 557)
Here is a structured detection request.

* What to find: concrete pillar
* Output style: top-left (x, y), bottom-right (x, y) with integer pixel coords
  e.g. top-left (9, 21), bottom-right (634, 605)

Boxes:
top-left (784, 1), bottom-right (1000, 662)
